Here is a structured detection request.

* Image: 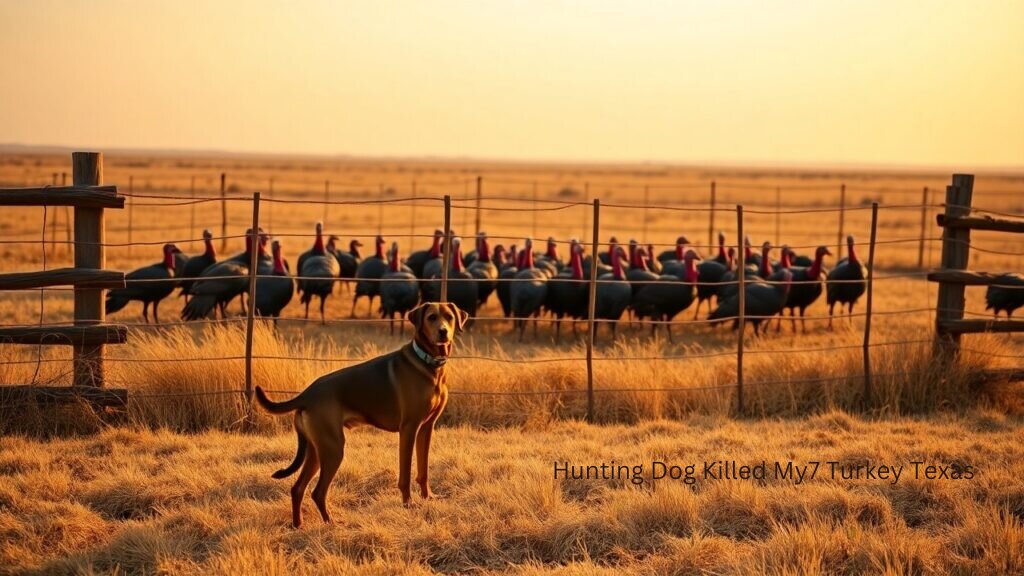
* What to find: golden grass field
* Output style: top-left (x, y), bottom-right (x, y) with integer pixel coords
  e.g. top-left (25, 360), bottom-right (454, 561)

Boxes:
top-left (1, 152), bottom-right (1023, 574)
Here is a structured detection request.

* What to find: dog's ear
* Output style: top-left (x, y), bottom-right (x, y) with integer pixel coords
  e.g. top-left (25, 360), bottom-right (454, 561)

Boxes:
top-left (407, 303), bottom-right (429, 329)
top-left (446, 302), bottom-right (470, 332)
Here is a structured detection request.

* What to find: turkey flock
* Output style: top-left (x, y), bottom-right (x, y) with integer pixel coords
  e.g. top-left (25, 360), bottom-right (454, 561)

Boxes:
top-left (106, 223), bottom-right (1024, 340)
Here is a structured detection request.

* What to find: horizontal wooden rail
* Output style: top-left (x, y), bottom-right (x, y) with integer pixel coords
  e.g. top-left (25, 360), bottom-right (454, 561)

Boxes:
top-left (0, 385), bottom-right (127, 408)
top-left (0, 268), bottom-right (125, 290)
top-left (0, 325), bottom-right (128, 346)
top-left (0, 186), bottom-right (124, 208)
top-left (926, 270), bottom-right (1023, 286)
top-left (937, 214), bottom-right (1024, 234)
top-left (937, 319), bottom-right (1024, 334)
top-left (973, 368), bottom-right (1024, 384)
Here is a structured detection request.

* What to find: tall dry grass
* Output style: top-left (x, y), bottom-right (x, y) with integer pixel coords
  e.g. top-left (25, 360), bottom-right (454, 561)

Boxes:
top-left (2, 413), bottom-right (1021, 574)
top-left (2, 320), bottom-right (1016, 436)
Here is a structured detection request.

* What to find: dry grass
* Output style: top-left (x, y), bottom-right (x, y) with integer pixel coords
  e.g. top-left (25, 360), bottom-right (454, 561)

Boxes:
top-left (2, 413), bottom-right (1023, 574)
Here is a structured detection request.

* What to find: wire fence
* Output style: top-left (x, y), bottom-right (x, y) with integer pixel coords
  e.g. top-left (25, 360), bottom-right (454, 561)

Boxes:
top-left (2, 167), bottom-right (1023, 420)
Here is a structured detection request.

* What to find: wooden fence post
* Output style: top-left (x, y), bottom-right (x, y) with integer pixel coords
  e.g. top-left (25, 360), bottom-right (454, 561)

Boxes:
top-left (220, 173), bottom-right (227, 251)
top-left (474, 176), bottom-right (482, 234)
top-left (934, 175), bottom-right (974, 356)
top-left (708, 181), bottom-right (716, 252)
top-left (72, 152), bottom-right (106, 388)
top-left (244, 192), bottom-right (261, 425)
top-left (127, 175), bottom-right (134, 257)
top-left (917, 186), bottom-right (928, 268)
top-left (836, 183), bottom-right (846, 260)
top-left (441, 195), bottom-right (451, 302)
top-left (586, 199), bottom-right (600, 422)
top-left (863, 202), bottom-right (878, 407)
top-left (736, 204), bottom-right (745, 414)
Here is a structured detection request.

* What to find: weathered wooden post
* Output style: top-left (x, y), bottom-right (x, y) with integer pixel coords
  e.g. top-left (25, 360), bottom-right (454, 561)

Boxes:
top-left (220, 172), bottom-right (227, 251)
top-left (863, 202), bottom-right (878, 406)
top-left (736, 204), bottom-right (745, 414)
top-left (49, 173), bottom-right (59, 252)
top-left (441, 195), bottom-right (451, 302)
top-left (586, 199), bottom-right (600, 422)
top-left (72, 152), bottom-right (106, 388)
top-left (244, 192), bottom-right (261, 424)
top-left (934, 175), bottom-right (974, 356)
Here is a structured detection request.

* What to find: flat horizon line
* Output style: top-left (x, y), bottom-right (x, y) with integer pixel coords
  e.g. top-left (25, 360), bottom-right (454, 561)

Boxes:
top-left (2, 142), bottom-right (1022, 178)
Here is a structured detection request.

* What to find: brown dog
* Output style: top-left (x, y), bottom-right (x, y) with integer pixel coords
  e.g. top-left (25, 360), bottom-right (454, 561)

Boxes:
top-left (255, 301), bottom-right (468, 528)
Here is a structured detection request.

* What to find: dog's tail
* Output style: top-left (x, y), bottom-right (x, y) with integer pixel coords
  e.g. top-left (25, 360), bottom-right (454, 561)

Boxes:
top-left (272, 415), bottom-right (307, 479)
top-left (254, 386), bottom-right (303, 414)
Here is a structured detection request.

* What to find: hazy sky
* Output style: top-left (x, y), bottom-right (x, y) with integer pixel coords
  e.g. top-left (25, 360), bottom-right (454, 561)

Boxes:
top-left (2, 1), bottom-right (1022, 167)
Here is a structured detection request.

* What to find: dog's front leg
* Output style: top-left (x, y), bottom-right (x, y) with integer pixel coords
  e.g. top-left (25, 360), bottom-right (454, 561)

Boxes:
top-left (415, 418), bottom-right (437, 499)
top-left (398, 422), bottom-right (419, 505)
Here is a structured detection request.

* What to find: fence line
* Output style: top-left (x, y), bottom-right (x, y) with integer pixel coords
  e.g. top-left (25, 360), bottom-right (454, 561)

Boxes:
top-left (3, 166), bottom-right (1022, 419)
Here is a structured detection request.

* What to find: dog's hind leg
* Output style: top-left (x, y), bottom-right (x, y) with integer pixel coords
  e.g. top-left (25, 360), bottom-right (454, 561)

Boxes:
top-left (290, 441), bottom-right (319, 528)
top-left (310, 427), bottom-right (345, 524)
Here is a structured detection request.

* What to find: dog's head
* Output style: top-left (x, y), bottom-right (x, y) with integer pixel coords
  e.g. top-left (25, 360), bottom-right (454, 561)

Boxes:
top-left (407, 302), bottom-right (469, 358)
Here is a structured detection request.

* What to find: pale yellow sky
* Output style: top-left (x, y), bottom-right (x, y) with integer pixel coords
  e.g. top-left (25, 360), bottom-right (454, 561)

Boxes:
top-left (1, 0), bottom-right (1022, 168)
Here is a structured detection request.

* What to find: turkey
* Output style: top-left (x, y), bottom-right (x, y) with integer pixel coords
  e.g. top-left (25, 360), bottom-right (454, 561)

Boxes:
top-left (511, 238), bottom-right (549, 341)
top-left (298, 223), bottom-right (341, 324)
top-left (178, 229), bottom-right (216, 301)
top-left (657, 235), bottom-right (692, 263)
top-left (985, 273), bottom-right (1024, 318)
top-left (467, 233), bottom-right (498, 306)
top-left (742, 236), bottom-right (760, 268)
top-left (644, 244), bottom-right (663, 275)
top-left (535, 237), bottom-right (562, 277)
top-left (597, 236), bottom-right (620, 265)
top-left (583, 238), bottom-right (614, 280)
top-left (545, 239), bottom-right (588, 342)
top-left (709, 269), bottom-right (792, 336)
top-left (594, 245), bottom-right (633, 340)
top-left (422, 237), bottom-right (478, 322)
top-left (719, 245), bottom-right (762, 302)
top-left (779, 245), bottom-right (830, 332)
top-left (407, 229), bottom-right (443, 278)
top-left (352, 235), bottom-right (388, 317)
top-left (826, 235), bottom-right (867, 329)
top-left (626, 245), bottom-right (659, 302)
top-left (494, 244), bottom-right (518, 318)
top-left (380, 242), bottom-right (420, 335)
top-left (660, 237), bottom-right (692, 278)
top-left (182, 230), bottom-right (267, 321)
top-left (106, 243), bottom-right (182, 324)
top-left (631, 249), bottom-right (700, 342)
top-left (692, 251), bottom-right (730, 320)
top-left (255, 239), bottom-right (294, 322)
top-left (710, 232), bottom-right (729, 265)
top-left (328, 236), bottom-right (361, 294)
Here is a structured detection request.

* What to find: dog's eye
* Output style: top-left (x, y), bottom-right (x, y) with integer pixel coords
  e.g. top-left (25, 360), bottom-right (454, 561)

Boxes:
top-left (427, 314), bottom-right (438, 322)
